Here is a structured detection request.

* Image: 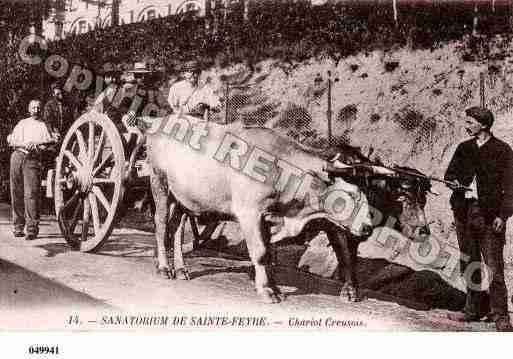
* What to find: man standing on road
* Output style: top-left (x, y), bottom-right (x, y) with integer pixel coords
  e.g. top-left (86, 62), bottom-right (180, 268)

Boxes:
top-left (444, 106), bottom-right (513, 331)
top-left (7, 100), bottom-right (57, 240)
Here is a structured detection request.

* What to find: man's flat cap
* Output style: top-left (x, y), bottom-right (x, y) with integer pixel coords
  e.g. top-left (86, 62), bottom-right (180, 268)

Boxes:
top-left (465, 106), bottom-right (494, 128)
top-left (181, 60), bottom-right (201, 73)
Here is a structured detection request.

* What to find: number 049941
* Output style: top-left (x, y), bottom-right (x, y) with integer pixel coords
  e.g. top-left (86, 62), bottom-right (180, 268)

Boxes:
top-left (28, 346), bottom-right (59, 355)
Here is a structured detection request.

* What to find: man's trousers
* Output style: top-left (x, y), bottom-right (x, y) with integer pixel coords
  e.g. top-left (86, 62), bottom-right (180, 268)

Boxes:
top-left (455, 201), bottom-right (509, 320)
top-left (10, 150), bottom-right (41, 236)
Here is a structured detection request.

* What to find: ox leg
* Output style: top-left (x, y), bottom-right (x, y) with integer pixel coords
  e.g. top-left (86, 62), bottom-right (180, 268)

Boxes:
top-left (173, 210), bottom-right (190, 280)
top-left (327, 229), bottom-right (361, 302)
top-left (238, 211), bottom-right (281, 304)
top-left (150, 169), bottom-right (172, 279)
top-left (261, 220), bottom-right (284, 300)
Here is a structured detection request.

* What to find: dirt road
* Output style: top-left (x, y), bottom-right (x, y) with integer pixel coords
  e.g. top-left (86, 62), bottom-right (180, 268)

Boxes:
top-left (0, 204), bottom-right (497, 331)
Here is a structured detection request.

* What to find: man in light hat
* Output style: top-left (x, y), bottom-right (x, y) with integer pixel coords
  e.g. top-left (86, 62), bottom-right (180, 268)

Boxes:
top-left (445, 106), bottom-right (513, 331)
top-left (167, 60), bottom-right (221, 119)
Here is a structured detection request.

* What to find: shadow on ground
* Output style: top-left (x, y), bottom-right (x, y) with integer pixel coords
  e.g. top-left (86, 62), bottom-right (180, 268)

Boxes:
top-left (34, 232), bottom-right (155, 259)
top-left (272, 245), bottom-right (466, 312)
top-left (31, 207), bottom-right (467, 313)
top-left (35, 242), bottom-right (75, 258)
top-left (182, 241), bottom-right (467, 312)
top-left (187, 265), bottom-right (251, 280)
top-left (0, 258), bottom-right (113, 310)
top-left (96, 234), bottom-right (155, 258)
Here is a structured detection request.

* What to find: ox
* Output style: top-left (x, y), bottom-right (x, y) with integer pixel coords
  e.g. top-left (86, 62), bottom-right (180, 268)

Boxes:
top-left (140, 114), bottom-right (431, 303)
top-left (324, 160), bottom-right (432, 299)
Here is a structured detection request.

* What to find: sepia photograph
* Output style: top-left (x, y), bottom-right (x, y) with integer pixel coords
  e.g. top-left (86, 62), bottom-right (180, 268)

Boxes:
top-left (1, 1), bottom-right (513, 349)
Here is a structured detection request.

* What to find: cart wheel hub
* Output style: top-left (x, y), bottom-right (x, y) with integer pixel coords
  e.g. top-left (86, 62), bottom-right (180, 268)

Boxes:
top-left (64, 174), bottom-right (75, 190)
top-left (76, 165), bottom-right (93, 193)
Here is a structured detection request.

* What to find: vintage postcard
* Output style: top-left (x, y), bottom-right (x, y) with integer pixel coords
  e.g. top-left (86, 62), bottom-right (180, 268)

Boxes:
top-left (2, 1), bottom-right (513, 350)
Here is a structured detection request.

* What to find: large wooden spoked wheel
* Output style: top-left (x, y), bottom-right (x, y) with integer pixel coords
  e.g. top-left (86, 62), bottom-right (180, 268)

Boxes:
top-left (54, 112), bottom-right (125, 252)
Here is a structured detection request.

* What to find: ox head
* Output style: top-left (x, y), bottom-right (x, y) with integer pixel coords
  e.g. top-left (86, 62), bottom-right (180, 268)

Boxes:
top-left (326, 163), bottom-right (432, 243)
top-left (370, 166), bottom-right (431, 242)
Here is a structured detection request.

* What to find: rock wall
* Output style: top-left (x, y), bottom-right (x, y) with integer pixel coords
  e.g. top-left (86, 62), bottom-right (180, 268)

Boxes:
top-left (204, 36), bottom-right (513, 269)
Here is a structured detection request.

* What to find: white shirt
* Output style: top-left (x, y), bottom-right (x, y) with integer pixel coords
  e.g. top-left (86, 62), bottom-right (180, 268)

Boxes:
top-left (476, 136), bottom-right (491, 148)
top-left (465, 176), bottom-right (478, 199)
top-left (93, 84), bottom-right (118, 112)
top-left (7, 117), bottom-right (55, 148)
top-left (167, 80), bottom-right (221, 115)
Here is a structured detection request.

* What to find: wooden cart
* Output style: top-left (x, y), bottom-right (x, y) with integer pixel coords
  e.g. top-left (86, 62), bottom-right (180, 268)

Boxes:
top-left (48, 111), bottom-right (208, 252)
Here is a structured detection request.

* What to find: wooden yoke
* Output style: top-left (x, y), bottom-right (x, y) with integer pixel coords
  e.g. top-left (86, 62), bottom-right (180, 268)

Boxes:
top-left (325, 161), bottom-right (472, 192)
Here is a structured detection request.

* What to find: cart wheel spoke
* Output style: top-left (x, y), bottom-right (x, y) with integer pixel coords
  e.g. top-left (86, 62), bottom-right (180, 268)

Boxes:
top-left (92, 178), bottom-right (116, 185)
top-left (92, 129), bottom-right (106, 168)
top-left (88, 120), bottom-right (95, 161)
top-left (93, 152), bottom-right (114, 176)
top-left (82, 196), bottom-right (91, 242)
top-left (74, 129), bottom-right (87, 162)
top-left (63, 150), bottom-right (83, 170)
top-left (89, 193), bottom-right (100, 235)
top-left (92, 185), bottom-right (111, 212)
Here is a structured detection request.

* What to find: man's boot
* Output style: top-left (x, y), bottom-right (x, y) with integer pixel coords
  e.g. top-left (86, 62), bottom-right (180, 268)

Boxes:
top-left (495, 317), bottom-right (513, 332)
top-left (446, 312), bottom-right (481, 323)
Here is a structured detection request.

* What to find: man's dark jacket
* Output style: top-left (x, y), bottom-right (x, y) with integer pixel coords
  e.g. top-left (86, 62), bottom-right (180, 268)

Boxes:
top-left (43, 98), bottom-right (74, 135)
top-left (444, 135), bottom-right (513, 222)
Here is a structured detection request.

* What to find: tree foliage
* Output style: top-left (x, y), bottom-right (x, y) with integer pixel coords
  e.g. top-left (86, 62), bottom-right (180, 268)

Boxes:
top-left (0, 0), bottom-right (55, 37)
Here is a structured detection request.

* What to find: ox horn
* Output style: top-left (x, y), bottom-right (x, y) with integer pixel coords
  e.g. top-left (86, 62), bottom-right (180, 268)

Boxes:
top-left (325, 162), bottom-right (383, 178)
top-left (324, 161), bottom-right (357, 176)
top-left (369, 165), bottom-right (396, 176)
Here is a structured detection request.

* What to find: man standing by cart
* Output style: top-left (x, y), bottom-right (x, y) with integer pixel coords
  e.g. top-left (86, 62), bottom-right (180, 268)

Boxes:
top-left (167, 60), bottom-right (221, 119)
top-left (7, 100), bottom-right (57, 240)
top-left (445, 106), bottom-right (513, 331)
top-left (150, 60), bottom-right (223, 280)
top-left (43, 82), bottom-right (72, 138)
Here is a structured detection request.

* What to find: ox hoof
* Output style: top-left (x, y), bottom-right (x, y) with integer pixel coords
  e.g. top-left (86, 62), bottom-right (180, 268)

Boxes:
top-left (156, 267), bottom-right (174, 280)
top-left (275, 292), bottom-right (287, 302)
top-left (259, 288), bottom-right (282, 304)
top-left (339, 285), bottom-right (361, 303)
top-left (270, 285), bottom-right (286, 302)
top-left (175, 268), bottom-right (191, 281)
